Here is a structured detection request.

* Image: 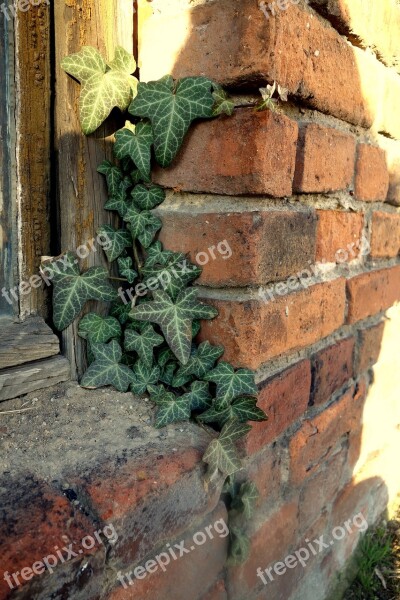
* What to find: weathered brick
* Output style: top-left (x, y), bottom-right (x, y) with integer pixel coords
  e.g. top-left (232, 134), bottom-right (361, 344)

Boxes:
top-left (198, 279), bottom-right (346, 368)
top-left (370, 211), bottom-right (400, 258)
top-left (157, 199), bottom-right (317, 286)
top-left (245, 361), bottom-right (311, 454)
top-left (153, 109), bottom-right (298, 197)
top-left (289, 382), bottom-right (366, 484)
top-left (241, 445), bottom-right (283, 509)
top-left (346, 266), bottom-right (400, 324)
top-left (139, 0), bottom-right (375, 128)
top-left (379, 137), bottom-right (400, 207)
top-left (108, 503), bottom-right (228, 600)
top-left (357, 322), bottom-right (385, 373)
top-left (294, 124), bottom-right (356, 193)
top-left (316, 210), bottom-right (364, 263)
top-left (354, 145), bottom-right (389, 202)
top-left (310, 338), bottom-right (355, 406)
top-left (200, 579), bottom-right (228, 600)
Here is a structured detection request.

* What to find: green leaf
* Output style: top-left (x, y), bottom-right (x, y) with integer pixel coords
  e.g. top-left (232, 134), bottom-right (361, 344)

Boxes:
top-left (198, 397), bottom-right (267, 427)
top-left (204, 362), bottom-right (257, 410)
top-left (97, 225), bottom-right (131, 262)
top-left (144, 242), bottom-right (175, 269)
top-left (130, 288), bottom-right (218, 364)
top-left (227, 531), bottom-right (250, 566)
top-left (159, 361), bottom-right (177, 386)
top-left (117, 256), bottom-right (137, 284)
top-left (143, 254), bottom-right (201, 301)
top-left (154, 391), bottom-right (191, 428)
top-left (110, 299), bottom-right (132, 325)
top-left (132, 184), bottom-right (165, 210)
top-left (173, 341), bottom-right (224, 387)
top-left (212, 85), bottom-right (235, 116)
top-left (231, 482), bottom-right (259, 519)
top-left (97, 161), bottom-right (124, 196)
top-left (147, 383), bottom-right (169, 404)
top-left (124, 323), bottom-right (163, 366)
top-left (129, 75), bottom-right (214, 167)
top-left (131, 360), bottom-right (160, 395)
top-left (80, 339), bottom-right (135, 392)
top-left (62, 46), bottom-right (138, 135)
top-left (114, 121), bottom-right (153, 182)
top-left (181, 380), bottom-right (212, 411)
top-left (123, 204), bottom-right (162, 248)
top-left (78, 313), bottom-right (121, 344)
top-left (104, 177), bottom-right (131, 217)
top-left (51, 253), bottom-right (117, 331)
top-left (219, 418), bottom-right (252, 444)
top-left (203, 419), bottom-right (251, 481)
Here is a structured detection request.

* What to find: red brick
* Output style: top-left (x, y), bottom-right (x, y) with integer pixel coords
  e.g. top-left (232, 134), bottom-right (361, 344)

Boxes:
top-left (242, 446), bottom-right (283, 509)
top-left (198, 279), bottom-right (346, 368)
top-left (108, 503), bottom-right (228, 600)
top-left (139, 0), bottom-right (374, 128)
top-left (153, 109), bottom-right (298, 197)
top-left (245, 361), bottom-right (311, 454)
top-left (355, 145), bottom-right (389, 202)
top-left (289, 382), bottom-right (366, 484)
top-left (316, 210), bottom-right (364, 263)
top-left (310, 338), bottom-right (355, 406)
top-left (357, 322), bottom-right (385, 373)
top-left (370, 211), bottom-right (400, 258)
top-left (157, 202), bottom-right (317, 286)
top-left (200, 579), bottom-right (227, 600)
top-left (346, 266), bottom-right (400, 324)
top-left (294, 124), bottom-right (356, 193)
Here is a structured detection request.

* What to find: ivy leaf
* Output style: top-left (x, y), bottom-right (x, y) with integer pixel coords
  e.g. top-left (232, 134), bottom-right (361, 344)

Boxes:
top-left (123, 204), bottom-right (162, 248)
top-left (227, 531), bottom-right (250, 566)
top-left (110, 299), bottom-right (133, 325)
top-left (154, 391), bottom-right (191, 428)
top-left (130, 288), bottom-right (218, 364)
top-left (181, 380), bottom-right (212, 411)
top-left (80, 339), bottom-right (135, 392)
top-left (159, 361), bottom-right (178, 386)
top-left (131, 360), bottom-right (160, 395)
top-left (117, 257), bottom-right (137, 284)
top-left (78, 313), bottom-right (121, 344)
top-left (204, 362), bottom-right (258, 410)
top-left (143, 242), bottom-right (175, 269)
top-left (129, 75), bottom-right (214, 167)
top-left (124, 323), bottom-right (163, 366)
top-left (192, 320), bottom-right (201, 338)
top-left (97, 161), bottom-right (124, 196)
top-left (51, 253), bottom-right (117, 331)
top-left (143, 255), bottom-right (201, 301)
top-left (132, 184), bottom-right (165, 211)
top-left (173, 341), bottom-right (224, 387)
top-left (212, 85), bottom-right (235, 116)
top-left (203, 419), bottom-right (251, 481)
top-left (104, 177), bottom-right (131, 217)
top-left (114, 121), bottom-right (153, 182)
top-left (198, 397), bottom-right (267, 427)
top-left (97, 225), bottom-right (131, 262)
top-left (231, 482), bottom-right (259, 519)
top-left (61, 46), bottom-right (138, 134)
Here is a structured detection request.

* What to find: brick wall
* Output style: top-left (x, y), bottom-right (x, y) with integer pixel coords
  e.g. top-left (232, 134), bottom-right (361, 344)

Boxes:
top-left (2, 1), bottom-right (399, 599)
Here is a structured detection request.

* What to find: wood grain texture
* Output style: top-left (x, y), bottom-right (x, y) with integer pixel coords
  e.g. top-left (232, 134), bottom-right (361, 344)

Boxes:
top-left (54, 0), bottom-right (135, 379)
top-left (0, 356), bottom-right (70, 401)
top-left (0, 317), bottom-right (60, 370)
top-left (14, 3), bottom-right (52, 319)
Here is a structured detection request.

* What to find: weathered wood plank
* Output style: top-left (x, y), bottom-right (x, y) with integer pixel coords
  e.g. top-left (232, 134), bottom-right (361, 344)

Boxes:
top-left (0, 317), bottom-right (60, 370)
top-left (14, 2), bottom-right (52, 319)
top-left (54, 0), bottom-right (135, 379)
top-left (0, 356), bottom-right (70, 402)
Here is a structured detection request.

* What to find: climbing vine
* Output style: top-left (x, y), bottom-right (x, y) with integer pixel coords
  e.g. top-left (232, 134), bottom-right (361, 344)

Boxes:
top-left (49, 45), bottom-right (267, 563)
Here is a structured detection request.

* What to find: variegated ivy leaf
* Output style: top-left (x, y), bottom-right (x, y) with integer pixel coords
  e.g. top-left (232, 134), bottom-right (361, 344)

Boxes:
top-left (203, 419), bottom-right (251, 481)
top-left (124, 323), bottom-right (163, 366)
top-left (114, 121), bottom-right (153, 182)
top-left (192, 320), bottom-right (201, 338)
top-left (173, 341), bottom-right (224, 387)
top-left (143, 254), bottom-right (201, 301)
top-left (104, 177), bottom-right (132, 217)
top-left (147, 383), bottom-right (169, 405)
top-left (204, 362), bottom-right (258, 410)
top-left (131, 169), bottom-right (142, 185)
top-left (97, 225), bottom-right (131, 262)
top-left (159, 362), bottom-right (177, 386)
top-left (129, 75), bottom-right (214, 167)
top-left (198, 396), bottom-right (267, 427)
top-left (154, 390), bottom-right (191, 428)
top-left (78, 313), bottom-right (121, 344)
top-left (131, 360), bottom-right (160, 395)
top-left (51, 252), bottom-right (117, 331)
top-left (61, 46), bottom-right (138, 134)
top-left (117, 256), bottom-right (137, 284)
top-left (110, 299), bottom-right (133, 325)
top-left (231, 482), bottom-right (259, 519)
top-left (123, 204), bottom-right (162, 248)
top-left (80, 339), bottom-right (135, 392)
top-left (130, 288), bottom-right (218, 364)
top-left (143, 242), bottom-right (175, 269)
top-left (97, 161), bottom-right (124, 196)
top-left (180, 380), bottom-right (212, 411)
top-left (157, 347), bottom-right (176, 369)
top-left (132, 184), bottom-right (165, 211)
top-left (212, 85), bottom-right (235, 116)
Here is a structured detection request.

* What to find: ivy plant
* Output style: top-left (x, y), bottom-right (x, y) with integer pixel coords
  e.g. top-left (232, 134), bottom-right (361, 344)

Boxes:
top-left (51, 46), bottom-right (268, 564)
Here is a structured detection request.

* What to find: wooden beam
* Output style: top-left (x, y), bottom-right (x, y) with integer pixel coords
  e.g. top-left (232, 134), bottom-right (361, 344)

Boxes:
top-left (54, 0), bottom-right (135, 379)
top-left (0, 317), bottom-right (60, 370)
top-left (0, 356), bottom-right (70, 402)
